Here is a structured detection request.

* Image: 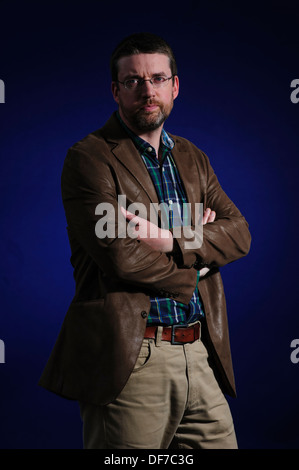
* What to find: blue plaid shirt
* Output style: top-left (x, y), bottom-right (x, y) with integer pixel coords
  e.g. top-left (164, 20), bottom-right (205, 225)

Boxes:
top-left (117, 112), bottom-right (204, 325)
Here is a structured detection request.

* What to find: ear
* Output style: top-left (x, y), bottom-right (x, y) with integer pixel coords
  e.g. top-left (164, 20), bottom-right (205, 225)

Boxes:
top-left (111, 81), bottom-right (120, 104)
top-left (172, 75), bottom-right (179, 100)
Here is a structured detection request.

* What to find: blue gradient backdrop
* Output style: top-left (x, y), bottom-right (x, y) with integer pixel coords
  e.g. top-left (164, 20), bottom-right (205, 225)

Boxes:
top-left (0, 1), bottom-right (298, 449)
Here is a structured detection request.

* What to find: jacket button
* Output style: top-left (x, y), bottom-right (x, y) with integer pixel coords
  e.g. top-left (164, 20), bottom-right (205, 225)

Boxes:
top-left (141, 311), bottom-right (147, 319)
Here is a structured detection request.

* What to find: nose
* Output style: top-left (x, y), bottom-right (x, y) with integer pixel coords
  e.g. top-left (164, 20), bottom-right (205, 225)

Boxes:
top-left (140, 79), bottom-right (156, 98)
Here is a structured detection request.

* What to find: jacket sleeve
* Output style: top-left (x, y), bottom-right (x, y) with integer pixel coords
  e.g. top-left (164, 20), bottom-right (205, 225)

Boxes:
top-left (61, 146), bottom-right (198, 305)
top-left (174, 149), bottom-right (251, 270)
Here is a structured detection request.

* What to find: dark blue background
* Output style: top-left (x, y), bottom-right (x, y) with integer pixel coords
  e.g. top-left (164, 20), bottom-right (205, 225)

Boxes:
top-left (0, 0), bottom-right (298, 449)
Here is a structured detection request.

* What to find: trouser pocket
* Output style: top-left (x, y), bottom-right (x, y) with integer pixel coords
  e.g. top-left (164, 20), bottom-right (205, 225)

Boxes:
top-left (133, 339), bottom-right (153, 371)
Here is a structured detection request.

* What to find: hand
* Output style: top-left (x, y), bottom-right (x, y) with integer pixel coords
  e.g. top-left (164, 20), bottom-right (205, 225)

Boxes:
top-left (203, 207), bottom-right (216, 224)
top-left (199, 208), bottom-right (216, 277)
top-left (120, 206), bottom-right (216, 261)
top-left (120, 207), bottom-right (174, 253)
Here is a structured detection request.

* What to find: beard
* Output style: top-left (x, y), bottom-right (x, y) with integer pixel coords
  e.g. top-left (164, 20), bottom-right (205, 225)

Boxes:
top-left (120, 98), bottom-right (174, 133)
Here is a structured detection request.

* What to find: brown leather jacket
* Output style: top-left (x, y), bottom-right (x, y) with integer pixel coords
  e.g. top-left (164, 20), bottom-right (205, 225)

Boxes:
top-left (39, 113), bottom-right (251, 405)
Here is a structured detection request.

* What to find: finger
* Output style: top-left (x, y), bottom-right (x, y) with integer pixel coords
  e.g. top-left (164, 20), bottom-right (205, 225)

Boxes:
top-left (120, 207), bottom-right (138, 222)
top-left (120, 206), bottom-right (127, 217)
top-left (208, 210), bottom-right (216, 223)
top-left (203, 208), bottom-right (211, 225)
top-left (199, 267), bottom-right (210, 277)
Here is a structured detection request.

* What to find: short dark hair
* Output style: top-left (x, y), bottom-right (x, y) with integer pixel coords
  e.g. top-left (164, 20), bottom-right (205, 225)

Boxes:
top-left (110, 32), bottom-right (178, 82)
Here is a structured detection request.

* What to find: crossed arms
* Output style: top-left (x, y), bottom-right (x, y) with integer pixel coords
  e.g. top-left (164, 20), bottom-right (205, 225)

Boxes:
top-left (121, 206), bottom-right (216, 278)
top-left (62, 142), bottom-right (251, 305)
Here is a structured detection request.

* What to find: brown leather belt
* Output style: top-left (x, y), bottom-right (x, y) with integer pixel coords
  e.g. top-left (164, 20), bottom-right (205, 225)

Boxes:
top-left (144, 322), bottom-right (201, 345)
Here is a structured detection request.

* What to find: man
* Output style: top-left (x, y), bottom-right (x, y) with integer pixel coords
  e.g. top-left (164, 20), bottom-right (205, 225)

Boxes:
top-left (39, 32), bottom-right (251, 449)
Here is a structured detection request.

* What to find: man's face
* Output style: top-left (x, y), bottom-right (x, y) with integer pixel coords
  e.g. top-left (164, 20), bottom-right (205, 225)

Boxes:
top-left (111, 53), bottom-right (179, 134)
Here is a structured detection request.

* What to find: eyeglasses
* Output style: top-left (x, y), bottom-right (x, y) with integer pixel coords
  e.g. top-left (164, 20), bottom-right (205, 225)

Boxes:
top-left (117, 75), bottom-right (173, 90)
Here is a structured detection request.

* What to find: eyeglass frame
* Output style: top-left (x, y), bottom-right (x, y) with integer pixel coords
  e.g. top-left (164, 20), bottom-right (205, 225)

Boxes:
top-left (116, 75), bottom-right (174, 90)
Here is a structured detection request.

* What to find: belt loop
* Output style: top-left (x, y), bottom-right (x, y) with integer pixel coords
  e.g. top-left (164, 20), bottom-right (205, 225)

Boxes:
top-left (197, 320), bottom-right (202, 342)
top-left (155, 326), bottom-right (163, 347)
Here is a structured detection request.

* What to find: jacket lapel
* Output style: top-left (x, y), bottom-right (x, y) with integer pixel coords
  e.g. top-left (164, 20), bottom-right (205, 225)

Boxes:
top-left (170, 136), bottom-right (201, 224)
top-left (100, 113), bottom-right (159, 205)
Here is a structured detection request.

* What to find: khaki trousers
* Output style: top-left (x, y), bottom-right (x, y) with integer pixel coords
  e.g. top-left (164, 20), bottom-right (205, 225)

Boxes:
top-left (79, 325), bottom-right (238, 449)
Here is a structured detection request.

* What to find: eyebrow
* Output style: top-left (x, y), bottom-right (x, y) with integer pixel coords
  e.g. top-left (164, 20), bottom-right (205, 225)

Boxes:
top-left (122, 72), bottom-right (168, 80)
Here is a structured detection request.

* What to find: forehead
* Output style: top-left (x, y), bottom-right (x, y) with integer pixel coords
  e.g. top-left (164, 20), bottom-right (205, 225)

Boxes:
top-left (117, 53), bottom-right (171, 78)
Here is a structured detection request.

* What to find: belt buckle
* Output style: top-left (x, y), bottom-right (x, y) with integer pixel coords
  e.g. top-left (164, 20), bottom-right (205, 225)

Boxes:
top-left (171, 323), bottom-right (189, 345)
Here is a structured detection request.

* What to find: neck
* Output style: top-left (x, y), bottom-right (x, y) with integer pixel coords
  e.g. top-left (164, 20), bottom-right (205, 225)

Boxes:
top-left (118, 110), bottom-right (163, 156)
top-left (138, 128), bottom-right (162, 156)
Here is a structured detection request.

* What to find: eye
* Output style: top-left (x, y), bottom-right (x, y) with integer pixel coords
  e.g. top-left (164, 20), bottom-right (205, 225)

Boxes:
top-left (125, 78), bottom-right (140, 88)
top-left (152, 76), bottom-right (166, 84)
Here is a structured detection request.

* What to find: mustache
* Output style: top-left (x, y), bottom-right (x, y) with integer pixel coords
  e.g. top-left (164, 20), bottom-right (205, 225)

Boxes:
top-left (138, 99), bottom-right (162, 110)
